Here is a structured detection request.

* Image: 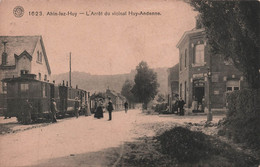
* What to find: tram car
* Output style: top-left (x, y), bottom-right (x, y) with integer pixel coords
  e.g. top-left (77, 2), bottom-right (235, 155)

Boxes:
top-left (2, 74), bottom-right (89, 124)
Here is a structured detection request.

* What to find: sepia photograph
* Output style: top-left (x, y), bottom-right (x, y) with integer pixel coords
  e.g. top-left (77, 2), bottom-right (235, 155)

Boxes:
top-left (0, 0), bottom-right (259, 166)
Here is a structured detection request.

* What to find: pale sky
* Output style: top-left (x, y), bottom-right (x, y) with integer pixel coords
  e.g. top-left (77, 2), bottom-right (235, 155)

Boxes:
top-left (0, 0), bottom-right (197, 75)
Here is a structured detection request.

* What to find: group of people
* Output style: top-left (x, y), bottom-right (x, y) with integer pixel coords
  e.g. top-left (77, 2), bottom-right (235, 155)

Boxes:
top-left (50, 97), bottom-right (91, 123)
top-left (191, 96), bottom-right (205, 113)
top-left (171, 97), bottom-right (186, 116)
top-left (94, 97), bottom-right (114, 121)
top-left (93, 98), bottom-right (129, 121)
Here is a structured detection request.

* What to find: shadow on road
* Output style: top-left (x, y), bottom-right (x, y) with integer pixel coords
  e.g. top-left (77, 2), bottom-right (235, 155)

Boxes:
top-left (28, 146), bottom-right (122, 167)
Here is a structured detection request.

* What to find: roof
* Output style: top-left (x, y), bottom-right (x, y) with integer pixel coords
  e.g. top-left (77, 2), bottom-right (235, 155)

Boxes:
top-left (176, 28), bottom-right (205, 48)
top-left (2, 74), bottom-right (38, 83)
top-left (0, 36), bottom-right (51, 74)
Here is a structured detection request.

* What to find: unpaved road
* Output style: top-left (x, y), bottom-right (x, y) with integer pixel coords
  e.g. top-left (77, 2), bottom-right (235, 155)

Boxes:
top-left (0, 110), bottom-right (224, 167)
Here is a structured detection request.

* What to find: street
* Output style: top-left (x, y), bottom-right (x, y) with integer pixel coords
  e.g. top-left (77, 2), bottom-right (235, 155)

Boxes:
top-left (0, 110), bottom-right (223, 167)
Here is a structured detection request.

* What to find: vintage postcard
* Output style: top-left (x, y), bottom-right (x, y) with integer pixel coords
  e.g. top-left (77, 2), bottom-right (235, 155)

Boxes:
top-left (0, 0), bottom-right (259, 166)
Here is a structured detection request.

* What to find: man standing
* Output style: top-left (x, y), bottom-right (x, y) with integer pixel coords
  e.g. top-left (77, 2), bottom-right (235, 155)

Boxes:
top-left (50, 98), bottom-right (57, 123)
top-left (22, 99), bottom-right (33, 124)
top-left (124, 101), bottom-right (129, 113)
top-left (74, 97), bottom-right (80, 118)
top-left (178, 97), bottom-right (186, 116)
top-left (107, 97), bottom-right (114, 121)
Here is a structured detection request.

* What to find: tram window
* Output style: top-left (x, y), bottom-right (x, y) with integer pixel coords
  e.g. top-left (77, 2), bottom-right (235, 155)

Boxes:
top-left (2, 82), bottom-right (7, 94)
top-left (21, 83), bottom-right (29, 92)
top-left (42, 84), bottom-right (47, 97)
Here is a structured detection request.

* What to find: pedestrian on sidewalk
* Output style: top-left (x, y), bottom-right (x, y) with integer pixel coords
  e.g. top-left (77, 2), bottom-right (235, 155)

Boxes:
top-left (50, 98), bottom-right (57, 123)
top-left (124, 101), bottom-right (129, 113)
top-left (178, 97), bottom-right (186, 116)
top-left (107, 97), bottom-right (114, 121)
top-left (74, 97), bottom-right (80, 118)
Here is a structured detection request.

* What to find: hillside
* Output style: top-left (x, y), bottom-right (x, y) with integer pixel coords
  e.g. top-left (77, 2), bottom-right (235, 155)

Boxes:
top-left (51, 67), bottom-right (171, 94)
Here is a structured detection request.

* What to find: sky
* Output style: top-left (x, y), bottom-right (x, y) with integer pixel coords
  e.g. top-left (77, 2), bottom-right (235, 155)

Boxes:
top-left (0, 0), bottom-right (197, 75)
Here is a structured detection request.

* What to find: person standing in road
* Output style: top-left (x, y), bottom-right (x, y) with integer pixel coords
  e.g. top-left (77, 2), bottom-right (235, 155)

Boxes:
top-left (94, 99), bottom-right (104, 119)
top-left (50, 98), bottom-right (57, 123)
top-left (107, 97), bottom-right (114, 121)
top-left (74, 97), bottom-right (80, 118)
top-left (124, 101), bottom-right (129, 113)
top-left (178, 97), bottom-right (186, 116)
top-left (21, 99), bottom-right (33, 124)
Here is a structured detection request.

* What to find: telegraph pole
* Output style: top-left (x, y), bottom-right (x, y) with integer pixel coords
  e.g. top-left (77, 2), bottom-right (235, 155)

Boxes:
top-left (207, 52), bottom-right (213, 122)
top-left (69, 52), bottom-right (71, 87)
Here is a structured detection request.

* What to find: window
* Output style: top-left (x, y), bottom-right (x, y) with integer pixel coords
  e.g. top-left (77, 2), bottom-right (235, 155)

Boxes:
top-left (226, 80), bottom-right (239, 92)
top-left (44, 75), bottom-right (47, 81)
top-left (42, 84), bottom-right (46, 97)
top-left (20, 70), bottom-right (29, 75)
top-left (37, 51), bottom-right (42, 63)
top-left (20, 83), bottom-right (29, 92)
top-left (180, 83), bottom-right (182, 98)
top-left (40, 52), bottom-right (42, 62)
top-left (184, 49), bottom-right (187, 68)
top-left (226, 87), bottom-right (232, 92)
top-left (2, 82), bottom-right (7, 94)
top-left (2, 52), bottom-right (7, 65)
top-left (180, 54), bottom-right (182, 71)
top-left (37, 51), bottom-right (40, 62)
top-left (38, 73), bottom-right (41, 80)
top-left (194, 44), bottom-right (205, 65)
top-left (184, 81), bottom-right (187, 102)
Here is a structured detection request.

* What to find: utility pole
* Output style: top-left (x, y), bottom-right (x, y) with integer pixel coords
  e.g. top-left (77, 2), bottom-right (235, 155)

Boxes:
top-left (207, 53), bottom-right (213, 122)
top-left (69, 52), bottom-right (71, 87)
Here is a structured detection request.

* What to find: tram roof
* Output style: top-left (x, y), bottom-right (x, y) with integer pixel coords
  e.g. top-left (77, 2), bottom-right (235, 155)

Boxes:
top-left (2, 76), bottom-right (51, 84)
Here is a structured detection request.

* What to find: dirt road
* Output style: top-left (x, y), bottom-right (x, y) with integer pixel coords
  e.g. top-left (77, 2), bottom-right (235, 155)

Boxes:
top-left (0, 110), bottom-right (223, 167)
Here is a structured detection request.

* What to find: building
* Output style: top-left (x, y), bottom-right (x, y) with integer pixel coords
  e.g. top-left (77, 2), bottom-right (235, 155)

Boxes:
top-left (0, 36), bottom-right (51, 115)
top-left (106, 88), bottom-right (126, 111)
top-left (176, 28), bottom-right (247, 111)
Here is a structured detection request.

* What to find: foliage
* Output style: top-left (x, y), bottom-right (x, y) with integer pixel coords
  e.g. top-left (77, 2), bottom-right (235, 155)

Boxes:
top-left (189, 0), bottom-right (260, 89)
top-left (157, 127), bottom-right (210, 163)
top-left (132, 61), bottom-right (159, 109)
top-left (154, 103), bottom-right (168, 113)
top-left (219, 89), bottom-right (260, 150)
top-left (121, 79), bottom-right (136, 103)
top-left (156, 93), bottom-right (166, 103)
top-left (156, 126), bottom-right (258, 166)
top-left (90, 92), bottom-right (106, 100)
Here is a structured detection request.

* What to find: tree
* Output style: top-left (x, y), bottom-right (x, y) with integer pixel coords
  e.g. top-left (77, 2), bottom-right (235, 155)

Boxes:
top-left (121, 79), bottom-right (136, 108)
top-left (189, 0), bottom-right (260, 89)
top-left (132, 61), bottom-right (159, 109)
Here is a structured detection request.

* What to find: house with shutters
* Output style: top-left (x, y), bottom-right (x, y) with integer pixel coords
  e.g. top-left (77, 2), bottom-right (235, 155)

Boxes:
top-left (0, 36), bottom-right (51, 115)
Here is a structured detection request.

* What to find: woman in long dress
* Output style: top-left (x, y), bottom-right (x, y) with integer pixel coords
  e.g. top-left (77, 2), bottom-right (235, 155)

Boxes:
top-left (94, 99), bottom-right (104, 119)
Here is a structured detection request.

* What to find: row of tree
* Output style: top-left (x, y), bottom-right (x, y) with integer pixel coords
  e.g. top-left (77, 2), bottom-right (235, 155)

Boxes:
top-left (121, 61), bottom-right (160, 109)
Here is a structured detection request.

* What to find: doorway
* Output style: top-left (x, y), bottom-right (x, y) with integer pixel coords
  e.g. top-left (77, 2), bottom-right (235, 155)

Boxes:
top-left (194, 87), bottom-right (204, 104)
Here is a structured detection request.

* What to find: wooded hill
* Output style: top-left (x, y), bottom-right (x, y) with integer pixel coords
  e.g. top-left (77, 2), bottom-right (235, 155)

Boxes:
top-left (52, 67), bottom-right (176, 95)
